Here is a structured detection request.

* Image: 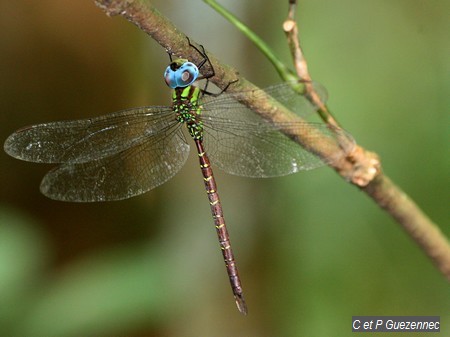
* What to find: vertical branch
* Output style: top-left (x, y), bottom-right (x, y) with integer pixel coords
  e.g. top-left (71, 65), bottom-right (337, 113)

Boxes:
top-left (281, 0), bottom-right (380, 187)
top-left (282, 0), bottom-right (450, 279)
top-left (282, 0), bottom-right (339, 127)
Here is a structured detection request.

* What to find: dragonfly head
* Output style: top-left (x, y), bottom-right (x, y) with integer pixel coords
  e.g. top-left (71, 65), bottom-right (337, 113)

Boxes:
top-left (164, 59), bottom-right (199, 89)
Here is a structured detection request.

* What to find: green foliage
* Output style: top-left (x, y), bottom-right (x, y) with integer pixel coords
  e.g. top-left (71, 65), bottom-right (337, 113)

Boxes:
top-left (0, 0), bottom-right (448, 336)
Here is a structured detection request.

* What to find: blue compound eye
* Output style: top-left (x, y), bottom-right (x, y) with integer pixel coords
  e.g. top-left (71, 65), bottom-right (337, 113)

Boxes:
top-left (176, 62), bottom-right (199, 86)
top-left (164, 65), bottom-right (177, 88)
top-left (164, 61), bottom-right (199, 88)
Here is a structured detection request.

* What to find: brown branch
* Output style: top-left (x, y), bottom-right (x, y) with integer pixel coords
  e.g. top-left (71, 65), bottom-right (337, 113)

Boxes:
top-left (282, 1), bottom-right (450, 279)
top-left (94, 0), bottom-right (450, 280)
top-left (281, 2), bottom-right (382, 184)
top-left (364, 175), bottom-right (450, 279)
top-left (283, 1), bottom-right (338, 127)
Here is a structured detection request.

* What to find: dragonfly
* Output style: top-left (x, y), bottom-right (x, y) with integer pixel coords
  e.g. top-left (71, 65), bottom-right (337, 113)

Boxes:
top-left (4, 42), bottom-right (354, 315)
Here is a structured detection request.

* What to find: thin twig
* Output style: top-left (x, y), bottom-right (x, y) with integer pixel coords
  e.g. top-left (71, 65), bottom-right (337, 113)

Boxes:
top-left (93, 0), bottom-right (450, 280)
top-left (281, 2), bottom-right (383, 185)
top-left (203, 0), bottom-right (296, 83)
top-left (283, 0), bottom-right (339, 127)
top-left (282, 0), bottom-right (450, 279)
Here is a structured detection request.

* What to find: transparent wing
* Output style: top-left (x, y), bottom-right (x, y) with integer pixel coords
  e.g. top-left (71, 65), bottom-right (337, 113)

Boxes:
top-left (40, 126), bottom-right (189, 202)
top-left (253, 81), bottom-right (327, 116)
top-left (201, 81), bottom-right (328, 119)
top-left (4, 106), bottom-right (175, 163)
top-left (201, 82), bottom-right (354, 178)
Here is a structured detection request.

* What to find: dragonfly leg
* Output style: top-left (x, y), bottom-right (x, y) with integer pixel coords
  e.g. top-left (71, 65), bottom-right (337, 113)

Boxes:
top-left (186, 37), bottom-right (239, 96)
top-left (200, 78), bottom-right (239, 98)
top-left (186, 36), bottom-right (213, 79)
top-left (186, 37), bottom-right (216, 94)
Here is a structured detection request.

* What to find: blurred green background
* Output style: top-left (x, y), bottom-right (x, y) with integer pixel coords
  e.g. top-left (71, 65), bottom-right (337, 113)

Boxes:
top-left (0, 1), bottom-right (448, 336)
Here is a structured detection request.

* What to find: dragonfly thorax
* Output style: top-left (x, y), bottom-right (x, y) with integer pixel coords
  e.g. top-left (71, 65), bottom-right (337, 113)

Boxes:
top-left (173, 85), bottom-right (204, 140)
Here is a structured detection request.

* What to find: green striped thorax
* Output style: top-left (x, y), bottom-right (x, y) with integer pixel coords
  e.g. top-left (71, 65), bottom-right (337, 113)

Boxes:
top-left (164, 58), bottom-right (204, 140)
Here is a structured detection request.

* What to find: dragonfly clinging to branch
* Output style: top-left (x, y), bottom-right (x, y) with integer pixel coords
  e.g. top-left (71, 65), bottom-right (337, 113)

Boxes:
top-left (4, 41), bottom-right (354, 315)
